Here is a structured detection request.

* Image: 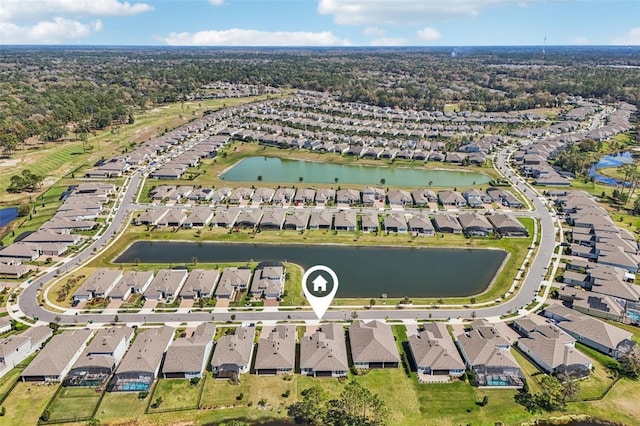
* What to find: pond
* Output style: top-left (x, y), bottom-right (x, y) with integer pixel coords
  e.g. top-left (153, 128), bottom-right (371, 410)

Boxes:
top-left (0, 207), bottom-right (18, 228)
top-left (588, 151), bottom-right (634, 186)
top-left (220, 156), bottom-right (490, 187)
top-left (115, 242), bottom-right (507, 298)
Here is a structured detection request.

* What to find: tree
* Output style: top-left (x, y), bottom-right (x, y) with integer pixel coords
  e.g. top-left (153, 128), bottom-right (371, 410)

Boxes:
top-left (334, 177), bottom-right (339, 183)
top-left (299, 176), bottom-right (304, 182)
top-left (619, 346), bottom-right (640, 379)
top-left (257, 175), bottom-right (263, 181)
top-left (0, 133), bottom-right (18, 157)
top-left (537, 375), bottom-right (566, 411)
top-left (380, 178), bottom-right (386, 185)
top-left (288, 385), bottom-right (326, 424)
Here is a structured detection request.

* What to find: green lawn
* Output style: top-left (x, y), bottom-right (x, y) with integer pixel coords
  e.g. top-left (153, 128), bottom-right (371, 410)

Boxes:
top-left (511, 347), bottom-right (543, 394)
top-left (574, 344), bottom-right (619, 401)
top-left (0, 382), bottom-right (59, 426)
top-left (0, 368), bottom-right (21, 403)
top-left (95, 391), bottom-right (149, 422)
top-left (148, 378), bottom-right (202, 412)
top-left (200, 374), bottom-right (296, 410)
top-left (46, 386), bottom-right (102, 422)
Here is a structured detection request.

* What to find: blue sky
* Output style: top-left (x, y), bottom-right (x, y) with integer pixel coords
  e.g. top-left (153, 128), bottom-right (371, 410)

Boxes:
top-left (1, 0), bottom-right (639, 46)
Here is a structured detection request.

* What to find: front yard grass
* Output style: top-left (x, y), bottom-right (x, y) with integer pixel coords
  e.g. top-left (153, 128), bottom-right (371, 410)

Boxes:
top-left (46, 386), bottom-right (102, 422)
top-left (147, 378), bottom-right (202, 412)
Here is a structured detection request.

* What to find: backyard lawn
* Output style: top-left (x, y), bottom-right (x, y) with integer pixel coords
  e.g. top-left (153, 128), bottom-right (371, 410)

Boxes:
top-left (46, 386), bottom-right (102, 422)
top-left (147, 378), bottom-right (202, 412)
top-left (95, 391), bottom-right (149, 423)
top-left (0, 382), bottom-right (59, 426)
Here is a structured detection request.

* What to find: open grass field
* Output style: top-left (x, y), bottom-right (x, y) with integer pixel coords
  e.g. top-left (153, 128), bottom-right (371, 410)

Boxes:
top-left (0, 382), bottom-right (59, 425)
top-left (46, 386), bottom-right (102, 422)
top-left (148, 378), bottom-right (202, 412)
top-left (95, 390), bottom-right (149, 422)
top-left (0, 367), bottom-right (21, 403)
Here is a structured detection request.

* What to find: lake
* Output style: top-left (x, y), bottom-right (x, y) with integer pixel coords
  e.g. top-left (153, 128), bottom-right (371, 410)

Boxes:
top-left (588, 151), bottom-right (634, 186)
top-left (116, 242), bottom-right (506, 298)
top-left (0, 207), bottom-right (18, 228)
top-left (220, 156), bottom-right (490, 187)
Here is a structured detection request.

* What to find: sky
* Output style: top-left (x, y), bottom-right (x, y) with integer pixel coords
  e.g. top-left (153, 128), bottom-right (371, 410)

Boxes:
top-left (0, 0), bottom-right (639, 46)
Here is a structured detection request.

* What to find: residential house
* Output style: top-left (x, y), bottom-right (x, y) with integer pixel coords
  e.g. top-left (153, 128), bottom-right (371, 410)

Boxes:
top-left (21, 329), bottom-right (93, 382)
top-left (348, 321), bottom-right (400, 369)
top-left (361, 187), bottom-right (385, 206)
top-left (336, 189), bottom-right (360, 205)
top-left (433, 213), bottom-right (463, 234)
top-left (411, 189), bottom-right (437, 207)
top-left (463, 189), bottom-right (490, 208)
top-left (110, 326), bottom-right (174, 391)
top-left (254, 325), bottom-right (296, 375)
top-left (407, 323), bottom-right (465, 378)
top-left (211, 326), bottom-right (256, 378)
top-left (0, 242), bottom-right (40, 261)
top-left (134, 209), bottom-right (169, 226)
top-left (234, 209), bottom-right (263, 229)
top-left (387, 189), bottom-right (413, 208)
top-left (315, 188), bottom-right (336, 204)
top-left (384, 213), bottom-right (408, 233)
top-left (486, 188), bottom-right (522, 208)
top-left (308, 211), bottom-right (333, 230)
top-left (144, 269), bottom-right (189, 302)
top-left (273, 188), bottom-right (296, 205)
top-left (487, 214), bottom-right (528, 237)
top-left (162, 323), bottom-right (216, 379)
top-left (180, 269), bottom-right (221, 300)
top-left (360, 213), bottom-right (379, 233)
top-left (458, 212), bottom-right (494, 237)
top-left (294, 188), bottom-right (316, 205)
top-left (283, 211), bottom-right (310, 231)
top-left (183, 207), bottom-right (214, 228)
top-left (211, 187), bottom-right (233, 203)
top-left (73, 269), bottom-right (123, 301)
top-left (160, 210), bottom-right (187, 228)
top-left (259, 209), bottom-right (286, 230)
top-left (250, 263), bottom-right (285, 299)
top-left (0, 327), bottom-right (52, 380)
top-left (109, 271), bottom-right (154, 301)
top-left (215, 267), bottom-right (252, 300)
top-left (251, 188), bottom-right (275, 204)
top-left (408, 213), bottom-right (435, 236)
top-left (300, 323), bottom-right (348, 378)
top-left (211, 208), bottom-right (240, 228)
top-left (438, 190), bottom-right (466, 208)
top-left (334, 210), bottom-right (357, 231)
top-left (65, 326), bottom-right (135, 387)
top-left (229, 187), bottom-right (254, 204)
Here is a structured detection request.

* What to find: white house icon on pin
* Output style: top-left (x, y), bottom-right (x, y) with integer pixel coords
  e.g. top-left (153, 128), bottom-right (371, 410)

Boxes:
top-left (312, 275), bottom-right (328, 293)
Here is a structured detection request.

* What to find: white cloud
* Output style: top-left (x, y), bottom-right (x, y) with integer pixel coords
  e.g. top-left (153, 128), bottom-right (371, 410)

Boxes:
top-left (1, 0), bottom-right (153, 22)
top-left (0, 17), bottom-right (99, 43)
top-left (416, 27), bottom-right (440, 41)
top-left (318, 0), bottom-right (552, 26)
top-left (162, 29), bottom-right (351, 46)
top-left (369, 37), bottom-right (409, 46)
top-left (363, 27), bottom-right (386, 37)
top-left (612, 28), bottom-right (640, 45)
top-left (569, 36), bottom-right (588, 45)
top-left (208, 0), bottom-right (224, 5)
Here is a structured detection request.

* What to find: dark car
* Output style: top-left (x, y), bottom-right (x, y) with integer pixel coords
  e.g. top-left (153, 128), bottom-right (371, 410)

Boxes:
top-left (71, 299), bottom-right (80, 307)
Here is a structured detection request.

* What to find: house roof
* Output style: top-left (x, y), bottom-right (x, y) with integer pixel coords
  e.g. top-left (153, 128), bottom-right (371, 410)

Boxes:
top-left (458, 212), bottom-right (493, 230)
top-left (75, 268), bottom-right (123, 297)
top-left (456, 322), bottom-right (519, 369)
top-left (384, 213), bottom-right (407, 229)
top-left (300, 323), bottom-right (348, 372)
top-left (72, 326), bottom-right (135, 370)
top-left (180, 269), bottom-right (220, 298)
top-left (115, 326), bottom-right (174, 375)
top-left (408, 323), bottom-right (465, 371)
top-left (259, 209), bottom-right (286, 227)
top-left (211, 326), bottom-right (256, 368)
top-left (360, 213), bottom-right (379, 228)
top-left (22, 329), bottom-right (92, 378)
top-left (334, 210), bottom-right (357, 228)
top-left (216, 267), bottom-right (252, 297)
top-left (284, 211), bottom-right (310, 228)
top-left (110, 270), bottom-right (154, 297)
top-left (517, 325), bottom-right (592, 372)
top-left (0, 326), bottom-right (52, 358)
top-left (145, 269), bottom-right (188, 298)
top-left (487, 214), bottom-right (526, 231)
top-left (349, 321), bottom-right (400, 364)
top-left (254, 325), bottom-right (296, 371)
top-left (433, 213), bottom-right (462, 231)
top-left (162, 323), bottom-right (216, 374)
top-left (309, 210), bottom-right (333, 227)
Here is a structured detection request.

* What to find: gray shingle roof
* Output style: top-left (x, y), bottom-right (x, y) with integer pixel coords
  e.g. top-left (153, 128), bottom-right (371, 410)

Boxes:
top-left (115, 326), bottom-right (174, 375)
top-left (348, 321), bottom-right (400, 364)
top-left (211, 326), bottom-right (255, 369)
top-left (254, 325), bottom-right (296, 371)
top-left (300, 323), bottom-right (348, 373)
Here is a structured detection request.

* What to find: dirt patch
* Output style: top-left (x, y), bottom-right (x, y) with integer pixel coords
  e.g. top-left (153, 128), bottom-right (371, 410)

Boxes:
top-left (0, 158), bottom-right (20, 167)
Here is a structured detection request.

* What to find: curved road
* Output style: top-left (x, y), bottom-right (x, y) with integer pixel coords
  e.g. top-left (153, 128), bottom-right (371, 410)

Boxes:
top-left (16, 147), bottom-right (556, 325)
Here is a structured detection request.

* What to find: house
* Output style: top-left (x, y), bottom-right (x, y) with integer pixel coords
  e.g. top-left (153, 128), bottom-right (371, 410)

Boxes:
top-left (251, 188), bottom-right (275, 204)
top-left (211, 326), bottom-right (256, 378)
top-left (283, 211), bottom-right (310, 231)
top-left (21, 329), bottom-right (93, 382)
top-left (162, 323), bottom-right (216, 379)
top-left (411, 189), bottom-right (437, 206)
top-left (180, 269), bottom-right (221, 299)
top-left (438, 190), bottom-right (466, 208)
top-left (273, 187), bottom-right (296, 204)
top-left (215, 267), bottom-right (252, 300)
top-left (308, 211), bottom-right (333, 230)
top-left (336, 189), bottom-right (360, 205)
top-left (458, 212), bottom-right (494, 237)
top-left (463, 189), bottom-right (490, 208)
top-left (334, 210), bottom-right (357, 231)
top-left (160, 210), bottom-right (187, 228)
top-left (254, 325), bottom-right (296, 375)
top-left (134, 209), bottom-right (169, 226)
top-left (144, 269), bottom-right (189, 302)
top-left (211, 208), bottom-right (240, 228)
top-left (384, 213), bottom-right (408, 233)
top-left (543, 305), bottom-right (635, 358)
top-left (187, 187), bottom-right (214, 202)
top-left (250, 263), bottom-right (285, 299)
top-left (229, 187), bottom-right (254, 204)
top-left (486, 188), bottom-right (522, 208)
top-left (456, 320), bottom-right (524, 388)
top-left (183, 207), bottom-right (214, 228)
top-left (407, 323), bottom-right (465, 378)
top-left (0, 242), bottom-right (40, 261)
top-left (73, 268), bottom-right (123, 301)
top-left (433, 213), bottom-right (463, 234)
top-left (109, 271), bottom-right (154, 301)
top-left (315, 188), bottom-right (336, 204)
top-left (294, 188), bottom-right (316, 205)
top-left (259, 209), bottom-right (286, 230)
top-left (211, 187), bottom-right (232, 203)
top-left (513, 318), bottom-right (592, 379)
top-left (300, 323), bottom-right (348, 378)
top-left (487, 214), bottom-right (528, 237)
top-left (361, 187), bottom-right (385, 206)
top-left (234, 209), bottom-right (263, 229)
top-left (408, 213), bottom-right (435, 236)
top-left (348, 321), bottom-right (400, 369)
top-left (110, 326), bottom-right (174, 391)
top-left (0, 260), bottom-right (30, 279)
top-left (65, 326), bottom-right (135, 387)
top-left (0, 327), bottom-right (52, 380)
top-left (387, 189), bottom-right (413, 207)
top-left (360, 213), bottom-right (379, 232)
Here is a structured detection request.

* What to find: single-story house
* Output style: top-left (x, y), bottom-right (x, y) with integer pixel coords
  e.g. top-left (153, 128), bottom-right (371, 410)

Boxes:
top-left (349, 321), bottom-right (400, 369)
top-left (487, 214), bottom-right (528, 237)
top-left (215, 267), bottom-right (252, 300)
top-left (144, 269), bottom-right (189, 302)
top-left (109, 270), bottom-right (154, 301)
top-left (180, 269), bottom-right (221, 299)
top-left (407, 322), bottom-right (465, 378)
top-left (254, 325), bottom-right (296, 375)
top-left (283, 211), bottom-right (310, 231)
top-left (0, 327), bottom-right (52, 380)
top-left (234, 209), bottom-right (263, 229)
top-left (458, 212), bottom-right (494, 237)
top-left (308, 211), bottom-right (333, 230)
top-left (334, 210), bottom-right (357, 231)
top-left (162, 323), bottom-right (216, 379)
top-left (360, 213), bottom-right (379, 233)
top-left (438, 190), bottom-right (466, 208)
top-left (211, 326), bottom-right (256, 378)
top-left (300, 323), bottom-right (348, 378)
top-left (407, 213), bottom-right (435, 236)
top-left (211, 208), bottom-right (240, 228)
top-left (73, 268), bottom-right (123, 301)
top-left (433, 213), bottom-right (463, 234)
top-left (259, 209), bottom-right (286, 230)
top-left (384, 213), bottom-right (408, 233)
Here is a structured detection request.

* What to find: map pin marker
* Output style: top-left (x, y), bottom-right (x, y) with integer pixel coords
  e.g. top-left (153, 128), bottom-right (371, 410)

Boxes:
top-left (302, 265), bottom-right (339, 320)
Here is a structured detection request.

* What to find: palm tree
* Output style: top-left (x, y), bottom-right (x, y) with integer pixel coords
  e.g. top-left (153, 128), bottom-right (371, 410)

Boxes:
top-left (257, 175), bottom-right (262, 182)
top-left (428, 180), bottom-right (433, 186)
top-left (298, 176), bottom-right (304, 183)
top-left (334, 177), bottom-right (339, 184)
top-left (380, 178), bottom-right (386, 185)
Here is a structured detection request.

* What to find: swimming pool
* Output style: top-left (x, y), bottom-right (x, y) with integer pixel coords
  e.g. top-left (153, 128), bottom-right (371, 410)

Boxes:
top-left (118, 382), bottom-right (150, 391)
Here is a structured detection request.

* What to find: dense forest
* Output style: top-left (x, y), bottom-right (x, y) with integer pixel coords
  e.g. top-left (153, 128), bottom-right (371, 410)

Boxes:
top-left (1, 46), bottom-right (639, 152)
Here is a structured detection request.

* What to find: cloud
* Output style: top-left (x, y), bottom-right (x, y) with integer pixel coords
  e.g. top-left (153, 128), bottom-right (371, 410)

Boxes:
top-left (0, 17), bottom-right (102, 43)
top-left (416, 27), bottom-right (440, 41)
top-left (318, 0), bottom-right (550, 26)
top-left (568, 36), bottom-right (588, 45)
top-left (162, 29), bottom-right (351, 46)
top-left (611, 28), bottom-right (640, 45)
top-left (1, 0), bottom-right (153, 22)
top-left (363, 27), bottom-right (386, 37)
top-left (208, 0), bottom-right (224, 5)
top-left (369, 37), bottom-right (409, 46)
